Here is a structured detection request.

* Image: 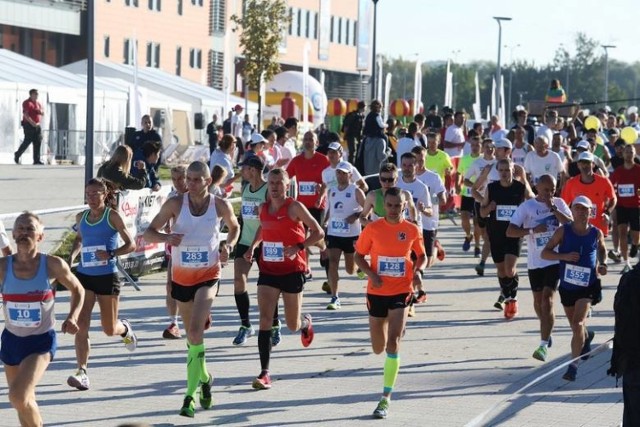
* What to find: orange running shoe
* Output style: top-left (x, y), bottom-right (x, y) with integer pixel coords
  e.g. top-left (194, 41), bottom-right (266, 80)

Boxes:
top-left (504, 299), bottom-right (518, 320)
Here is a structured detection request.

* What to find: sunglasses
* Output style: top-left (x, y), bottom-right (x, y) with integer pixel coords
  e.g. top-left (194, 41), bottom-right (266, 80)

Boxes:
top-left (380, 177), bottom-right (396, 183)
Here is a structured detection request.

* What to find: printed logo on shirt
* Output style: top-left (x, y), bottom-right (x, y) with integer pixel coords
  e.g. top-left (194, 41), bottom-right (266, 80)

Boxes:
top-left (397, 232), bottom-right (406, 241)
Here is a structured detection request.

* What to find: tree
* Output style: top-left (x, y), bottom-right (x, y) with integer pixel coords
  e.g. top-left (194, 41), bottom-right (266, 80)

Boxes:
top-left (231, 0), bottom-right (290, 130)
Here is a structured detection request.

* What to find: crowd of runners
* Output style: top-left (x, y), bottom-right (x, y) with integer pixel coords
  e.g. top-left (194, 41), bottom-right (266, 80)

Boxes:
top-left (2, 103), bottom-right (640, 425)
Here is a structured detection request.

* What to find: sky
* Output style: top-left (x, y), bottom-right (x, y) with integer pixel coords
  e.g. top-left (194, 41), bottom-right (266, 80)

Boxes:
top-left (376, 0), bottom-right (637, 66)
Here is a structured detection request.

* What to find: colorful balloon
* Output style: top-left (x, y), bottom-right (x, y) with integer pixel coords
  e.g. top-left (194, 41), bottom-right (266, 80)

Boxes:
top-left (621, 126), bottom-right (639, 145)
top-left (390, 99), bottom-right (410, 118)
top-left (584, 115), bottom-right (600, 131)
top-left (327, 98), bottom-right (347, 116)
top-left (346, 99), bottom-right (360, 113)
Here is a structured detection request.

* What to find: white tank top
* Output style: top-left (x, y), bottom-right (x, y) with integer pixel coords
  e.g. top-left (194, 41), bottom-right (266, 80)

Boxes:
top-left (327, 184), bottom-right (362, 237)
top-left (512, 147), bottom-right (528, 167)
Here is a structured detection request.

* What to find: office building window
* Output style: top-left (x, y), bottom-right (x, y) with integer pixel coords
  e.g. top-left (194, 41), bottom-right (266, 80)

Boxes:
top-left (125, 0), bottom-right (138, 6)
top-left (177, 0), bottom-right (182, 14)
top-left (191, 0), bottom-right (203, 6)
top-left (189, 48), bottom-right (202, 69)
top-left (104, 35), bottom-right (110, 57)
top-left (211, 0), bottom-right (225, 34)
top-left (176, 46), bottom-right (182, 75)
top-left (208, 50), bottom-right (224, 89)
top-left (148, 0), bottom-right (161, 11)
top-left (353, 20), bottom-right (357, 46)
top-left (146, 42), bottom-right (160, 67)
top-left (296, 8), bottom-right (302, 36)
top-left (337, 17), bottom-right (342, 44)
top-left (330, 16), bottom-right (334, 42)
top-left (343, 18), bottom-right (349, 45)
top-left (290, 8), bottom-right (297, 36)
top-left (312, 12), bottom-right (318, 39)
top-left (123, 38), bottom-right (135, 64)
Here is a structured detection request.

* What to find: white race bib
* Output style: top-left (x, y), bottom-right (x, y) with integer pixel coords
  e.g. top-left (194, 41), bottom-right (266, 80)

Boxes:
top-left (618, 184), bottom-right (635, 198)
top-left (241, 201), bottom-right (260, 219)
top-left (328, 219), bottom-right (351, 235)
top-left (298, 181), bottom-right (317, 196)
top-left (534, 231), bottom-right (554, 249)
top-left (6, 301), bottom-right (41, 328)
top-left (377, 256), bottom-right (406, 277)
top-left (563, 264), bottom-right (591, 287)
top-left (496, 205), bottom-right (517, 221)
top-left (179, 246), bottom-right (210, 268)
top-left (81, 245), bottom-right (108, 267)
top-left (262, 242), bottom-right (284, 262)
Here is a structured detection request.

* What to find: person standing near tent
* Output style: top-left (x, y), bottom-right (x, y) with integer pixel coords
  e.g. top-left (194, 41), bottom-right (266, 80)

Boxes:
top-left (129, 115), bottom-right (162, 171)
top-left (15, 89), bottom-right (45, 165)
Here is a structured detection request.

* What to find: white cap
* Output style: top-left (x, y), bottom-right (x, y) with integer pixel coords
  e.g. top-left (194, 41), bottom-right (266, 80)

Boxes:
top-left (572, 195), bottom-right (593, 208)
top-left (495, 138), bottom-right (513, 149)
top-left (575, 140), bottom-right (590, 150)
top-left (577, 151), bottom-right (595, 162)
top-left (335, 161), bottom-right (352, 173)
top-left (328, 142), bottom-right (342, 151)
top-left (250, 133), bottom-right (266, 145)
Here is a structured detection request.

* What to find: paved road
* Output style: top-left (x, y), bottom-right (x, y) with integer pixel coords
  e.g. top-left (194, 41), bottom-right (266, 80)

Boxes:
top-left (0, 165), bottom-right (625, 426)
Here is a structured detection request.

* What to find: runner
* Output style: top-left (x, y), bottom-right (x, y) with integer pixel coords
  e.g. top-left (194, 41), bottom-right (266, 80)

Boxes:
top-left (561, 151), bottom-right (616, 239)
top-left (143, 161), bottom-right (240, 417)
top-left (457, 135), bottom-right (481, 253)
top-left (523, 135), bottom-right (566, 188)
top-left (541, 195), bottom-right (607, 381)
top-left (243, 168), bottom-right (323, 390)
top-left (507, 175), bottom-right (573, 360)
top-left (323, 161), bottom-right (365, 309)
top-left (609, 144), bottom-right (640, 273)
top-left (232, 156), bottom-right (282, 346)
top-left (321, 141), bottom-right (368, 193)
top-left (354, 187), bottom-right (427, 419)
top-left (163, 165), bottom-right (188, 339)
top-left (480, 158), bottom-right (527, 319)
top-left (1, 212), bottom-right (84, 427)
top-left (412, 145), bottom-right (447, 268)
top-left (360, 163), bottom-right (417, 226)
top-left (67, 178), bottom-right (138, 391)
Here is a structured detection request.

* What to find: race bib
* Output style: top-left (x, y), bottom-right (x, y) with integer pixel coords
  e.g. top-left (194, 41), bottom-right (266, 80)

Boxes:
top-left (179, 246), bottom-right (210, 268)
top-left (6, 301), bottom-right (41, 328)
top-left (618, 184), bottom-right (634, 198)
top-left (241, 201), bottom-right (259, 219)
top-left (563, 264), bottom-right (591, 287)
top-left (298, 181), bottom-right (317, 196)
top-left (262, 242), bottom-right (284, 262)
top-left (534, 231), bottom-right (554, 249)
top-left (496, 205), bottom-right (517, 221)
top-left (81, 245), bottom-right (108, 267)
top-left (377, 256), bottom-right (406, 277)
top-left (329, 219), bottom-right (351, 234)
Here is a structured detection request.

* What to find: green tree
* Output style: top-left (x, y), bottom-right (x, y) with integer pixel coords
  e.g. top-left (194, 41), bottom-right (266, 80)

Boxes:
top-left (231, 0), bottom-right (290, 129)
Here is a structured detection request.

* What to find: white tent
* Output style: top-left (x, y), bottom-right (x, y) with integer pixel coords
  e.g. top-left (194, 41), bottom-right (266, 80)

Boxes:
top-left (0, 49), bottom-right (128, 164)
top-left (62, 60), bottom-right (259, 145)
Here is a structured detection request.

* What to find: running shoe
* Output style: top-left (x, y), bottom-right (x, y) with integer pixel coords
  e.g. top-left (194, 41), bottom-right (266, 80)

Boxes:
top-left (474, 246), bottom-right (481, 258)
top-left (357, 269), bottom-right (366, 279)
top-left (232, 325), bottom-right (255, 346)
top-left (271, 318), bottom-right (282, 347)
top-left (322, 281), bottom-right (331, 294)
top-left (608, 249), bottom-right (622, 263)
top-left (407, 304), bottom-right (416, 317)
top-left (532, 345), bottom-right (548, 362)
top-left (475, 261), bottom-right (485, 277)
top-left (326, 296), bottom-right (341, 310)
top-left (372, 398), bottom-right (389, 419)
top-left (163, 322), bottom-right (181, 339)
top-left (562, 364), bottom-right (577, 382)
top-left (630, 244), bottom-right (638, 258)
top-left (67, 368), bottom-right (90, 391)
top-left (435, 240), bottom-right (446, 261)
top-left (621, 264), bottom-right (631, 275)
top-left (462, 235), bottom-right (472, 252)
top-left (504, 299), bottom-right (518, 320)
top-left (199, 373), bottom-right (214, 409)
top-left (580, 330), bottom-right (595, 360)
top-left (414, 290), bottom-right (427, 304)
top-left (300, 314), bottom-right (314, 347)
top-left (493, 294), bottom-right (505, 311)
top-left (179, 395), bottom-right (196, 417)
top-left (252, 371), bottom-right (272, 390)
top-left (121, 319), bottom-right (137, 352)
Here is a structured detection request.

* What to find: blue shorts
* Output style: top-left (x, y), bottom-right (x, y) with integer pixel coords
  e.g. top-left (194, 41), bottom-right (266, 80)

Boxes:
top-left (1, 328), bottom-right (57, 366)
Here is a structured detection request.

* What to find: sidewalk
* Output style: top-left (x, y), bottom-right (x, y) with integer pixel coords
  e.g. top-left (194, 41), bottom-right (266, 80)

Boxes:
top-left (0, 165), bottom-right (624, 426)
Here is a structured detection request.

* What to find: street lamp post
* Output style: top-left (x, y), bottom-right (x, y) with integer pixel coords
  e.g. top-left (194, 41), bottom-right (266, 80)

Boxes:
top-left (505, 44), bottom-right (519, 124)
top-left (493, 17), bottom-right (511, 120)
top-left (602, 44), bottom-right (616, 105)
top-left (370, 0), bottom-right (380, 101)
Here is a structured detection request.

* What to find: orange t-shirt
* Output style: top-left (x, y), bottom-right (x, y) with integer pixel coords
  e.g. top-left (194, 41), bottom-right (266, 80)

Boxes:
top-left (355, 218), bottom-right (425, 296)
top-left (560, 174), bottom-right (615, 236)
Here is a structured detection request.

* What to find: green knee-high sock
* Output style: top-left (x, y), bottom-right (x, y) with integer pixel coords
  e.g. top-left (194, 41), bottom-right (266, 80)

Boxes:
top-left (383, 352), bottom-right (400, 397)
top-left (186, 342), bottom-right (205, 398)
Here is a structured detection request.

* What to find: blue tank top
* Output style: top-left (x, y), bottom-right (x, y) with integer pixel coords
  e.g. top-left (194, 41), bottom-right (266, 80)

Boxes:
top-left (558, 224), bottom-right (598, 291)
top-left (76, 208), bottom-right (118, 276)
top-left (1, 254), bottom-right (55, 336)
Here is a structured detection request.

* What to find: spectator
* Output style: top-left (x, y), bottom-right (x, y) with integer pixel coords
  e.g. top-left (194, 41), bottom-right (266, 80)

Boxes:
top-left (205, 114), bottom-right (219, 154)
top-left (231, 104), bottom-right (244, 141)
top-left (545, 79), bottom-right (567, 103)
top-left (241, 114), bottom-right (254, 144)
top-left (209, 134), bottom-right (236, 192)
top-left (140, 141), bottom-right (163, 191)
top-left (358, 100), bottom-right (387, 176)
top-left (342, 100), bottom-right (366, 163)
top-left (425, 104), bottom-right (443, 130)
top-left (15, 88), bottom-right (45, 165)
top-left (222, 110), bottom-right (233, 134)
top-left (97, 145), bottom-right (147, 191)
top-left (128, 114), bottom-right (162, 167)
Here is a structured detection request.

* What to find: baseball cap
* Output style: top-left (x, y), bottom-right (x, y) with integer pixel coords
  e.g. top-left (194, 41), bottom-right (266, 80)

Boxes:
top-left (240, 156), bottom-right (264, 170)
top-left (494, 138), bottom-right (513, 149)
top-left (608, 128), bottom-right (620, 136)
top-left (335, 161), bottom-right (351, 173)
top-left (577, 151), bottom-right (595, 162)
top-left (250, 133), bottom-right (266, 145)
top-left (572, 195), bottom-right (593, 208)
top-left (234, 104), bottom-right (244, 111)
top-left (575, 140), bottom-right (590, 150)
top-left (328, 142), bottom-right (342, 152)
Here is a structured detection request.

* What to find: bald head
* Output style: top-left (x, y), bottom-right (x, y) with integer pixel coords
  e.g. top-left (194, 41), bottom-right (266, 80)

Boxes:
top-left (188, 161), bottom-right (211, 178)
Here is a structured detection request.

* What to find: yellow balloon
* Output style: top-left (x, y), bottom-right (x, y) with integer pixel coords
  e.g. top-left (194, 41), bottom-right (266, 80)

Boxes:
top-left (596, 135), bottom-right (604, 145)
top-left (621, 126), bottom-right (639, 144)
top-left (584, 115), bottom-right (600, 131)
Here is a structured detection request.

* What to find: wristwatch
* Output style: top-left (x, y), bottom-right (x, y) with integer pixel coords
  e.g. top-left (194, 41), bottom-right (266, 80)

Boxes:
top-left (108, 250), bottom-right (116, 259)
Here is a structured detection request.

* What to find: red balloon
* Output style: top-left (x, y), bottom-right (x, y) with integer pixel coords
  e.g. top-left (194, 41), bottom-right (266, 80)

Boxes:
top-left (327, 98), bottom-right (347, 116)
top-left (390, 99), bottom-right (410, 117)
